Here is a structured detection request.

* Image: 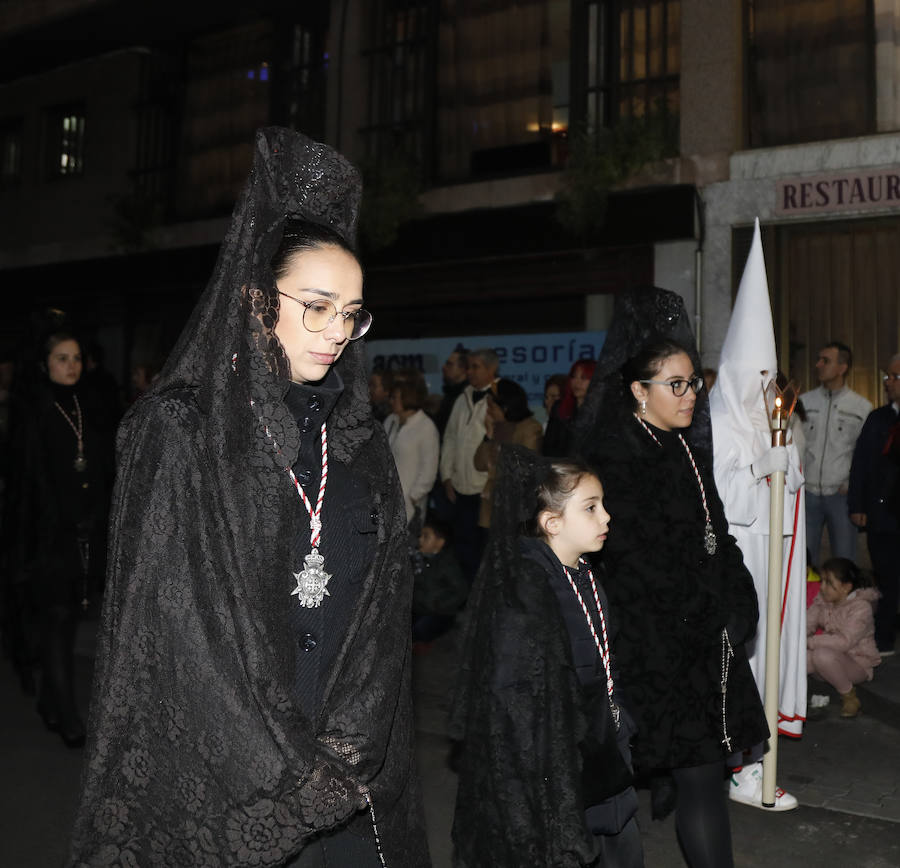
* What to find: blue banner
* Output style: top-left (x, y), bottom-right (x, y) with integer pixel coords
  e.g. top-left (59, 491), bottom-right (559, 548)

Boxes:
top-left (366, 331), bottom-right (606, 418)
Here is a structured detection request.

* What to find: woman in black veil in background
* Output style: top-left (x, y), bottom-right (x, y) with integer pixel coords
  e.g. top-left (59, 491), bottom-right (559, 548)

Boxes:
top-left (69, 129), bottom-right (430, 867)
top-left (572, 288), bottom-right (767, 868)
top-left (3, 331), bottom-right (112, 747)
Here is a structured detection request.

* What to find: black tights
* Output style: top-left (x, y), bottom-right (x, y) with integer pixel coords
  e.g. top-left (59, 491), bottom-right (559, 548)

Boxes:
top-left (39, 604), bottom-right (81, 730)
top-left (671, 762), bottom-right (733, 868)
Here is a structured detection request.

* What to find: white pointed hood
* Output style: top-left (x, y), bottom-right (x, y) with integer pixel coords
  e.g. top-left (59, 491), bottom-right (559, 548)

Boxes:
top-left (709, 218), bottom-right (777, 465)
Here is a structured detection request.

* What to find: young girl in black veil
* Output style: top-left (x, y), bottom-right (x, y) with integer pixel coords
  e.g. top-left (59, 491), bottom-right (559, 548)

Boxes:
top-left (68, 129), bottom-right (430, 867)
top-left (452, 447), bottom-right (643, 868)
top-left (574, 288), bottom-right (768, 868)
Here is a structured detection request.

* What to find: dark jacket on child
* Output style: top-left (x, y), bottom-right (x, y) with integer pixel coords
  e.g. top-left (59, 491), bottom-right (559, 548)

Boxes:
top-left (411, 547), bottom-right (467, 617)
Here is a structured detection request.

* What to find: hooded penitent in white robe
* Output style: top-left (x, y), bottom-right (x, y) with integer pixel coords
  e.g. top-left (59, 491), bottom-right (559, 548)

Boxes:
top-left (710, 219), bottom-right (807, 738)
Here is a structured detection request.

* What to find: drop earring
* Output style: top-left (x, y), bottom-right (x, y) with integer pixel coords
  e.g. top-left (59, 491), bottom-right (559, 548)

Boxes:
top-left (640, 400), bottom-right (647, 415)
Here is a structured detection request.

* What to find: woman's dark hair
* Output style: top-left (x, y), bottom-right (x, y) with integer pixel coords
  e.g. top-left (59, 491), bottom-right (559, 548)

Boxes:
top-left (821, 557), bottom-right (872, 591)
top-left (44, 330), bottom-right (81, 358)
top-left (544, 373), bottom-right (567, 399)
top-left (525, 459), bottom-right (595, 537)
top-left (391, 369), bottom-right (427, 412)
top-left (491, 378), bottom-right (532, 422)
top-left (270, 218), bottom-right (360, 280)
top-left (620, 338), bottom-right (691, 412)
top-left (556, 359), bottom-right (596, 421)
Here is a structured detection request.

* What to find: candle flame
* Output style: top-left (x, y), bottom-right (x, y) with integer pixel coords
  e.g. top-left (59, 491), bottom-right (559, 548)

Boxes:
top-left (775, 396), bottom-right (783, 408)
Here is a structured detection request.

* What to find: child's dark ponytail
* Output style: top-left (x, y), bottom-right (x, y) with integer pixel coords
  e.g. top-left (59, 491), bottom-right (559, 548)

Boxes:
top-left (822, 557), bottom-right (872, 590)
top-left (525, 459), bottom-right (595, 538)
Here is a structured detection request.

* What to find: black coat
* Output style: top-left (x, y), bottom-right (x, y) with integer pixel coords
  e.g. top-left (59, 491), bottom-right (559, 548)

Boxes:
top-left (68, 129), bottom-right (430, 867)
top-left (848, 404), bottom-right (900, 534)
top-left (542, 400), bottom-right (578, 458)
top-left (587, 418), bottom-right (768, 771)
top-left (4, 382), bottom-right (111, 606)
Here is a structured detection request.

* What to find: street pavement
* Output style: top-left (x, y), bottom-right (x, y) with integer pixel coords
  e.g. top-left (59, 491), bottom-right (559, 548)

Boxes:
top-left (2, 613), bottom-right (899, 867)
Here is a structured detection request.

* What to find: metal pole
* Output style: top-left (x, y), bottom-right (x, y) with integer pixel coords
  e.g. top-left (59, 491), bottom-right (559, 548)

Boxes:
top-left (761, 420), bottom-right (786, 807)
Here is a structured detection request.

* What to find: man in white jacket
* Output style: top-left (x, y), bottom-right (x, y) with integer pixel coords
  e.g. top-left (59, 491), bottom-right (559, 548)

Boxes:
top-left (800, 342), bottom-right (872, 564)
top-left (439, 348), bottom-right (498, 579)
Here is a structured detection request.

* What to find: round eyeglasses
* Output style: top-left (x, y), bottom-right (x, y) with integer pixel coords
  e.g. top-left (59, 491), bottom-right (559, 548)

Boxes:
top-left (882, 372), bottom-right (900, 383)
top-left (639, 376), bottom-right (704, 397)
top-left (278, 292), bottom-right (373, 340)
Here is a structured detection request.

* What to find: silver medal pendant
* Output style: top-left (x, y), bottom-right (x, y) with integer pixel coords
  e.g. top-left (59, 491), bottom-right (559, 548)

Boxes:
top-left (290, 549), bottom-right (331, 608)
top-left (704, 521), bottom-right (717, 556)
top-left (610, 701), bottom-right (621, 732)
top-left (74, 454), bottom-right (87, 473)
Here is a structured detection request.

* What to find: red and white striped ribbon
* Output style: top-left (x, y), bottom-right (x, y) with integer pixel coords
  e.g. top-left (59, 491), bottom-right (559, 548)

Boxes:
top-left (285, 423), bottom-right (328, 548)
top-left (563, 561), bottom-right (614, 703)
top-left (251, 397), bottom-right (328, 548)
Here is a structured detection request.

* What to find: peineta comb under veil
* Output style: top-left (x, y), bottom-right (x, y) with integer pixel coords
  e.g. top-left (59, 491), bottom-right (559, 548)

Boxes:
top-left (574, 286), bottom-right (712, 467)
top-left (68, 129), bottom-right (429, 866)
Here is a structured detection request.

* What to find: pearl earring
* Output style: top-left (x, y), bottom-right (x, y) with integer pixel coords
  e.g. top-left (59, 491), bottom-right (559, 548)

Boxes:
top-left (640, 400), bottom-right (647, 415)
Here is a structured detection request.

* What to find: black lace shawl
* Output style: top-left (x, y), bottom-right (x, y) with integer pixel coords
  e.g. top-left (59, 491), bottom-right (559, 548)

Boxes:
top-left (450, 446), bottom-right (629, 867)
top-left (68, 129), bottom-right (430, 867)
top-left (573, 286), bottom-right (767, 772)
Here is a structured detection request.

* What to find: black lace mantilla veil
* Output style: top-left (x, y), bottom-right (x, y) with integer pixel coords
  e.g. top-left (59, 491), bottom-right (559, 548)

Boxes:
top-left (573, 286), bottom-right (712, 463)
top-left (450, 447), bottom-right (610, 867)
top-left (68, 129), bottom-right (429, 866)
top-left (449, 446), bottom-right (548, 741)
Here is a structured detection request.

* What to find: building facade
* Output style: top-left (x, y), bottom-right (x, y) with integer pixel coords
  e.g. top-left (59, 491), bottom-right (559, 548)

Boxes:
top-left (0, 0), bottom-right (898, 404)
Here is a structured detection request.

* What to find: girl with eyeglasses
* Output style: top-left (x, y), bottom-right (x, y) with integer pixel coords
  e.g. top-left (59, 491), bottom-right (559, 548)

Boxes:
top-left (69, 129), bottom-right (429, 867)
top-left (576, 292), bottom-right (767, 868)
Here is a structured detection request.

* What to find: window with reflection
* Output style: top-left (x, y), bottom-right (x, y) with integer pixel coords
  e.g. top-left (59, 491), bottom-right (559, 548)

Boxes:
top-left (435, 0), bottom-right (571, 181)
top-left (280, 14), bottom-right (328, 142)
top-left (0, 119), bottom-right (23, 188)
top-left (46, 106), bottom-right (86, 178)
top-left (361, 0), bottom-right (437, 174)
top-left (177, 21), bottom-right (274, 218)
top-left (746, 0), bottom-right (874, 147)
top-left (576, 0), bottom-right (680, 133)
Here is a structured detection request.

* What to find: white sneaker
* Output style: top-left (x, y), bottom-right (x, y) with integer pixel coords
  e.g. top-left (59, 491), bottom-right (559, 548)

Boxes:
top-left (728, 762), bottom-right (798, 811)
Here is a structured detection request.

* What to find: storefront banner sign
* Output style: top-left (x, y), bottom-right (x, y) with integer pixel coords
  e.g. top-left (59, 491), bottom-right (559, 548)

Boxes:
top-left (775, 167), bottom-right (900, 217)
top-left (367, 331), bottom-right (606, 417)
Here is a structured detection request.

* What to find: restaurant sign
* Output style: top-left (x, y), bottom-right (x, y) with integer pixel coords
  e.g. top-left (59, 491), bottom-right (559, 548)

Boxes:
top-left (775, 167), bottom-right (900, 217)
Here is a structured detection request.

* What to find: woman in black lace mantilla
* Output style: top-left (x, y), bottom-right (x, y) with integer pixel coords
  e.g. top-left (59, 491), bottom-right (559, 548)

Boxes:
top-left (574, 288), bottom-right (768, 868)
top-left (68, 128), bottom-right (430, 867)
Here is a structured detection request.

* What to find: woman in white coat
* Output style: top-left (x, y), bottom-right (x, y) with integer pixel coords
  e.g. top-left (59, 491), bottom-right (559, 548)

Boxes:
top-left (383, 373), bottom-right (440, 529)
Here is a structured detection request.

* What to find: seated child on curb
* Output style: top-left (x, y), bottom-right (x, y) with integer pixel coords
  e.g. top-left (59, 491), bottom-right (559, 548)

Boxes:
top-left (411, 515), bottom-right (467, 646)
top-left (452, 455), bottom-right (643, 867)
top-left (807, 557), bottom-right (881, 718)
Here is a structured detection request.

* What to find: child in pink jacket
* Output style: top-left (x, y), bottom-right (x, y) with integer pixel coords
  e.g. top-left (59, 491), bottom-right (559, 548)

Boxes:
top-left (807, 557), bottom-right (881, 718)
